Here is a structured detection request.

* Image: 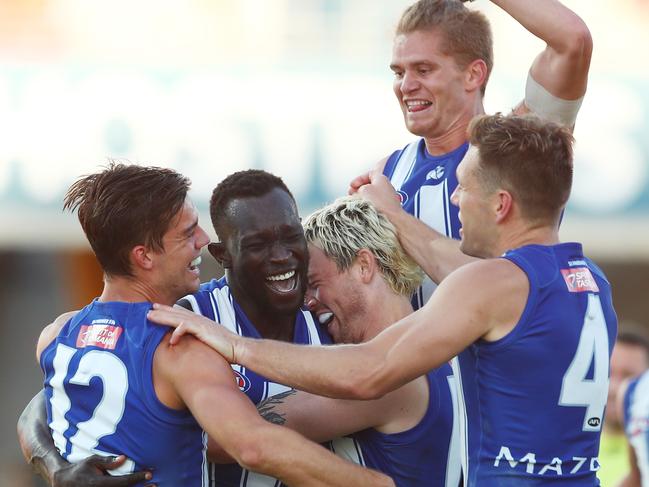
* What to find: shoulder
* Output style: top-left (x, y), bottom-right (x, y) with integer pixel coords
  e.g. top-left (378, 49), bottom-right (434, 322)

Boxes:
top-left (439, 258), bottom-right (527, 297)
top-left (36, 310), bottom-right (79, 362)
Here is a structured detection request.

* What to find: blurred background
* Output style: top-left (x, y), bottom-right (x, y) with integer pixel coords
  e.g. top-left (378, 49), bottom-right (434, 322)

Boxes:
top-left (1, 0), bottom-right (648, 485)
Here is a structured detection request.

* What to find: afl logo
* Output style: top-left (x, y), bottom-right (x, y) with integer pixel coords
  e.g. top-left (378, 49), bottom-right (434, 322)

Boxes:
top-left (233, 371), bottom-right (251, 392)
top-left (397, 190), bottom-right (409, 206)
top-left (426, 165), bottom-right (445, 181)
top-left (587, 417), bottom-right (601, 428)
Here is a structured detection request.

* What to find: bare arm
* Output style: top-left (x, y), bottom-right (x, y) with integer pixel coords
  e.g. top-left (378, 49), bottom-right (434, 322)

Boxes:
top-left (491, 0), bottom-right (592, 102)
top-left (149, 259), bottom-right (526, 401)
top-left (158, 334), bottom-right (395, 487)
top-left (255, 378), bottom-right (428, 442)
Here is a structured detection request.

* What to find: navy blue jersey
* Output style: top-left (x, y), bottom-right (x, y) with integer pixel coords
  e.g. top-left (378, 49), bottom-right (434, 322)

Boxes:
top-left (384, 139), bottom-right (468, 309)
top-left (331, 364), bottom-right (461, 487)
top-left (41, 301), bottom-right (207, 486)
top-left (455, 243), bottom-right (617, 486)
top-left (183, 277), bottom-right (331, 486)
top-left (623, 370), bottom-right (649, 485)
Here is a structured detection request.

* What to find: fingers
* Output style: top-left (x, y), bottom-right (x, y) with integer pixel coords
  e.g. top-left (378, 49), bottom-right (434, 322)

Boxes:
top-left (169, 324), bottom-right (189, 346)
top-left (105, 470), bottom-right (153, 486)
top-left (83, 455), bottom-right (153, 486)
top-left (348, 172), bottom-right (371, 195)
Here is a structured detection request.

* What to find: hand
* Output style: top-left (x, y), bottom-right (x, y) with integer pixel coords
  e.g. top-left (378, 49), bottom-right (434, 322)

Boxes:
top-left (52, 455), bottom-right (152, 487)
top-left (353, 169), bottom-right (403, 218)
top-left (148, 304), bottom-right (237, 362)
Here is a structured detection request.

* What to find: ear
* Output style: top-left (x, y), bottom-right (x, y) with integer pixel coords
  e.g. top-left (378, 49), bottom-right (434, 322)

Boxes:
top-left (354, 249), bottom-right (377, 285)
top-left (208, 242), bottom-right (232, 268)
top-left (494, 190), bottom-right (514, 224)
top-left (131, 245), bottom-right (154, 271)
top-left (464, 59), bottom-right (488, 94)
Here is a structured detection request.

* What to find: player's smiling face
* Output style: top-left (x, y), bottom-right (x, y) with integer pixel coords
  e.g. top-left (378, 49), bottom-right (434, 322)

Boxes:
top-left (451, 147), bottom-right (496, 258)
top-left (306, 243), bottom-right (365, 345)
top-left (222, 188), bottom-right (308, 316)
top-left (391, 29), bottom-right (473, 140)
top-left (155, 197), bottom-right (210, 304)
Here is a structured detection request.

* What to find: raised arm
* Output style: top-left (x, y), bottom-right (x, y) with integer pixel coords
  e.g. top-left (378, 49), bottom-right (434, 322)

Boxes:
top-left (158, 333), bottom-right (395, 487)
top-left (492, 0), bottom-right (592, 120)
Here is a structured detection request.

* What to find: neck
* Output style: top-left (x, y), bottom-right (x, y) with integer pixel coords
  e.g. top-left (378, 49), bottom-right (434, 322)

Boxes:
top-left (360, 290), bottom-right (413, 342)
top-left (226, 272), bottom-right (298, 342)
top-left (99, 275), bottom-right (177, 306)
top-left (423, 100), bottom-right (484, 156)
top-left (491, 222), bottom-right (561, 258)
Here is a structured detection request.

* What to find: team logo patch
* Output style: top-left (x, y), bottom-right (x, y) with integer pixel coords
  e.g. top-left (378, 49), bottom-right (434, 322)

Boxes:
top-left (426, 165), bottom-right (445, 181)
top-left (233, 370), bottom-right (251, 392)
top-left (561, 267), bottom-right (599, 293)
top-left (396, 190), bottom-right (409, 206)
top-left (76, 324), bottom-right (123, 350)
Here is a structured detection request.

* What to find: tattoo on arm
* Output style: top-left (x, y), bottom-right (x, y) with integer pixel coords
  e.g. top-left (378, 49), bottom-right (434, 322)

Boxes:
top-left (257, 389), bottom-right (297, 425)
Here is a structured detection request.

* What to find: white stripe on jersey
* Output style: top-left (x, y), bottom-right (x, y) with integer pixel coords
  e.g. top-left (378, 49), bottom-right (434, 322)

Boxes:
top-left (451, 358), bottom-right (469, 487)
top-left (390, 141), bottom-right (419, 190)
top-left (329, 437), bottom-right (366, 467)
top-left (629, 373), bottom-right (649, 486)
top-left (445, 375), bottom-right (462, 487)
top-left (202, 431), bottom-right (209, 487)
top-left (302, 310), bottom-right (323, 346)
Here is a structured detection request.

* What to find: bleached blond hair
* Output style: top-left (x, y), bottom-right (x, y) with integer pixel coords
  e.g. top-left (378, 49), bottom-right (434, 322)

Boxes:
top-left (303, 197), bottom-right (423, 298)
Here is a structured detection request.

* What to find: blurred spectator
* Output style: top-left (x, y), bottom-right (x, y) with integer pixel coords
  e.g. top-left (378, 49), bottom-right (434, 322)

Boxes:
top-left (599, 328), bottom-right (649, 486)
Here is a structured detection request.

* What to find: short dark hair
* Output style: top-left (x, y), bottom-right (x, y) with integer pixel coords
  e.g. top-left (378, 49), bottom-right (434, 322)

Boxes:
top-left (468, 113), bottom-right (574, 224)
top-left (617, 331), bottom-right (649, 362)
top-left (209, 170), bottom-right (295, 237)
top-left (64, 162), bottom-right (190, 277)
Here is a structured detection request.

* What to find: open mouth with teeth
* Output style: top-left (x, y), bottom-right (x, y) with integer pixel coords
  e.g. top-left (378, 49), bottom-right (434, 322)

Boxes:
top-left (317, 311), bottom-right (334, 327)
top-left (265, 270), bottom-right (298, 294)
top-left (406, 100), bottom-right (432, 112)
top-left (189, 255), bottom-right (202, 272)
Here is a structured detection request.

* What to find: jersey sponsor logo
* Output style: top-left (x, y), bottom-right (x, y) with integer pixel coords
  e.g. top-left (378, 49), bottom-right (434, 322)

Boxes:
top-left (76, 324), bottom-right (123, 350)
top-left (494, 445), bottom-right (600, 476)
top-left (233, 370), bottom-right (251, 392)
top-left (426, 165), bottom-right (445, 181)
top-left (561, 267), bottom-right (600, 293)
top-left (397, 190), bottom-right (409, 206)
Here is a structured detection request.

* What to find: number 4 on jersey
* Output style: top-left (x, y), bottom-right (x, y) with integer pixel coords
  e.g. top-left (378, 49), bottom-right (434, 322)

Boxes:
top-left (559, 294), bottom-right (610, 432)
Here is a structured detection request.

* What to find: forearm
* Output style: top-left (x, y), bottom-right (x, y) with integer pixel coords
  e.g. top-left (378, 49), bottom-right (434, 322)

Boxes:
top-left (251, 424), bottom-right (394, 487)
top-left (17, 391), bottom-right (67, 483)
top-left (383, 206), bottom-right (473, 283)
top-left (236, 338), bottom-right (387, 400)
top-left (490, 0), bottom-right (589, 52)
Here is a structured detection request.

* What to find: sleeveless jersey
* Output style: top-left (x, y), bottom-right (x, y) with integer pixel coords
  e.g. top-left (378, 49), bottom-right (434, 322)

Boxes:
top-left (332, 363), bottom-right (461, 487)
top-left (182, 277), bottom-right (331, 487)
top-left (383, 139), bottom-right (468, 309)
top-left (41, 300), bottom-right (208, 486)
top-left (623, 370), bottom-right (649, 485)
top-left (454, 243), bottom-right (616, 486)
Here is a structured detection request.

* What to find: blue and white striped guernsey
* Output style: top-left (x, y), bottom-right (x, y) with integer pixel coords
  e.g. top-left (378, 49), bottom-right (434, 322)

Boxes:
top-left (182, 277), bottom-right (330, 487)
top-left (41, 300), bottom-right (208, 486)
top-left (623, 370), bottom-right (649, 486)
top-left (383, 139), bottom-right (468, 310)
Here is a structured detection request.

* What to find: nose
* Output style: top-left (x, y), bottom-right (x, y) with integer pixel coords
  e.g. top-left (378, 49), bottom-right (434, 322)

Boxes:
top-left (268, 241), bottom-right (291, 263)
top-left (400, 70), bottom-right (420, 95)
top-left (450, 187), bottom-right (459, 207)
top-left (196, 225), bottom-right (210, 249)
top-left (304, 288), bottom-right (323, 312)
